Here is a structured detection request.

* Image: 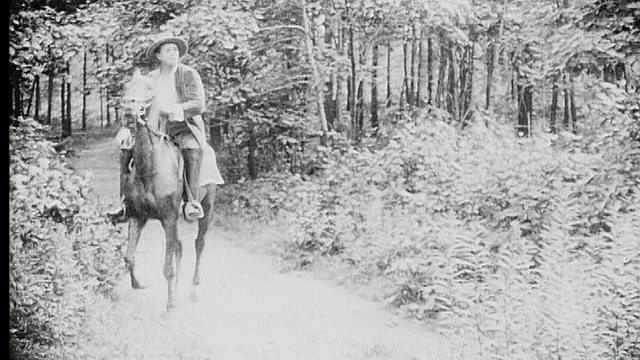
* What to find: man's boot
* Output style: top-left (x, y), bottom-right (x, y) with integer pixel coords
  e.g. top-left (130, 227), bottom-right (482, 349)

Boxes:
top-left (182, 148), bottom-right (205, 221)
top-left (107, 149), bottom-right (133, 224)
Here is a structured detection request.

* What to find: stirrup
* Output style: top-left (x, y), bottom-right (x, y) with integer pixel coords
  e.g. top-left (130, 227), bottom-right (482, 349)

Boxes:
top-left (183, 201), bottom-right (204, 222)
top-left (106, 206), bottom-right (129, 224)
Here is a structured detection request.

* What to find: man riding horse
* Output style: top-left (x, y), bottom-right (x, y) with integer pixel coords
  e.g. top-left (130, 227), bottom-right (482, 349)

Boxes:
top-left (108, 35), bottom-right (211, 223)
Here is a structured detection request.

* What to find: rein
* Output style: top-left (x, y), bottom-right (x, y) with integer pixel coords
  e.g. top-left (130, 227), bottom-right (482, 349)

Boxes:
top-left (136, 116), bottom-right (170, 145)
top-left (126, 101), bottom-right (173, 180)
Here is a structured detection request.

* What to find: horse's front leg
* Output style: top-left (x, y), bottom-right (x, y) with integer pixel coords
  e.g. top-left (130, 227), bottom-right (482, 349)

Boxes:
top-left (161, 214), bottom-right (182, 310)
top-left (125, 217), bottom-right (148, 289)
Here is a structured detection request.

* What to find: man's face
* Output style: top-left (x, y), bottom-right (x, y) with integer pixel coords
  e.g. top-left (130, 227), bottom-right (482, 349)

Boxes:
top-left (156, 43), bottom-right (180, 65)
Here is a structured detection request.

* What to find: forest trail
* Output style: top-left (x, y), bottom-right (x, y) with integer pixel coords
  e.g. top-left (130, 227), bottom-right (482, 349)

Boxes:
top-left (70, 132), bottom-right (452, 360)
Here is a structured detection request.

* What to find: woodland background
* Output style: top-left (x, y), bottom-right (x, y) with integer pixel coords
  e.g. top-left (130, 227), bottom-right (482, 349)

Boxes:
top-left (9, 0), bottom-right (640, 359)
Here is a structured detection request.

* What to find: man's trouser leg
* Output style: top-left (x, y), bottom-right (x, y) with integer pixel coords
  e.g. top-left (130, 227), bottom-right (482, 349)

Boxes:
top-left (107, 149), bottom-right (133, 223)
top-left (182, 148), bottom-right (205, 221)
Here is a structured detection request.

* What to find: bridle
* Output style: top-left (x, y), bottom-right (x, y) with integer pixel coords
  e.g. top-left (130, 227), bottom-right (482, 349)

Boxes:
top-left (121, 81), bottom-right (172, 180)
top-left (121, 95), bottom-right (169, 145)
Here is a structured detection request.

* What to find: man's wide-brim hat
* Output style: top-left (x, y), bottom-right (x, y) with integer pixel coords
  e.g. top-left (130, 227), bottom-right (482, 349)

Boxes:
top-left (146, 36), bottom-right (188, 61)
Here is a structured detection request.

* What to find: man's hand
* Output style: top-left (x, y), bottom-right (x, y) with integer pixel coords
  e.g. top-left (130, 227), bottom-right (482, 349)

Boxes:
top-left (158, 104), bottom-right (184, 121)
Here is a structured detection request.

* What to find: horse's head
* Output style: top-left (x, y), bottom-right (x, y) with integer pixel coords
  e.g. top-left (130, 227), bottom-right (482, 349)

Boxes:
top-left (121, 73), bottom-right (156, 128)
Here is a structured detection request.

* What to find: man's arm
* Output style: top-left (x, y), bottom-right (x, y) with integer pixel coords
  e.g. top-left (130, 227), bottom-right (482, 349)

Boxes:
top-left (178, 66), bottom-right (206, 119)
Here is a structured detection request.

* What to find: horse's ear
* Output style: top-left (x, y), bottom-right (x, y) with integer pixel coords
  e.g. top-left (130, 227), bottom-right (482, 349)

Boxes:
top-left (123, 74), bottom-right (155, 103)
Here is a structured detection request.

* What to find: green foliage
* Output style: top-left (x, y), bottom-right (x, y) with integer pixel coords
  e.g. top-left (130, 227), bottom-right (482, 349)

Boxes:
top-left (223, 92), bottom-right (640, 358)
top-left (10, 6), bottom-right (87, 80)
top-left (10, 118), bottom-right (126, 359)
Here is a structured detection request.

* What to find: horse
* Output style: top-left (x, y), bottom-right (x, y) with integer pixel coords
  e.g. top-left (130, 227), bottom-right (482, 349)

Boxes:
top-left (118, 74), bottom-right (219, 310)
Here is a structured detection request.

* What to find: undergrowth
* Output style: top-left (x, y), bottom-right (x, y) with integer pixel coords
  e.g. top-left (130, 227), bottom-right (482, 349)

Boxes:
top-left (10, 118), bottom-right (127, 360)
top-left (217, 89), bottom-right (640, 359)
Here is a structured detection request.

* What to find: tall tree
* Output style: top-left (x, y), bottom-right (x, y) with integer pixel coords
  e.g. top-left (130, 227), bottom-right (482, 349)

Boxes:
top-left (371, 43), bottom-right (379, 129)
top-left (427, 35), bottom-right (433, 105)
top-left (549, 79), bottom-right (559, 133)
top-left (386, 44), bottom-right (392, 107)
top-left (82, 50), bottom-right (87, 130)
top-left (486, 0), bottom-right (509, 110)
top-left (301, 0), bottom-right (329, 140)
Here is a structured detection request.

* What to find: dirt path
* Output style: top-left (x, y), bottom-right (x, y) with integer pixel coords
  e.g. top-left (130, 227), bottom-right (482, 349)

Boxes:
top-left (71, 133), bottom-right (452, 360)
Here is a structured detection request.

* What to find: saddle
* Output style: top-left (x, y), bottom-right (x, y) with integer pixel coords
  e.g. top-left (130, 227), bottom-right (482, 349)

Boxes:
top-left (119, 72), bottom-right (224, 188)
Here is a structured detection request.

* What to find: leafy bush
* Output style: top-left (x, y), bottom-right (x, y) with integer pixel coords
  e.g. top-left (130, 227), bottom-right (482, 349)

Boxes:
top-left (10, 118), bottom-right (126, 360)
top-left (219, 87), bottom-right (640, 358)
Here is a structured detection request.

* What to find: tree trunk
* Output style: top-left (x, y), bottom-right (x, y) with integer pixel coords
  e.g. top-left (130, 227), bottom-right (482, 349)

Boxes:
top-left (335, 26), bottom-right (345, 131)
top-left (100, 86), bottom-right (104, 128)
top-left (332, 23), bottom-right (346, 132)
top-left (468, 44), bottom-right (474, 120)
top-left (47, 72), bottom-right (54, 126)
top-left (356, 78), bottom-right (364, 139)
top-left (61, 75), bottom-right (67, 134)
top-left (549, 80), bottom-right (558, 133)
top-left (487, 0), bottom-right (508, 110)
top-left (517, 70), bottom-right (532, 137)
top-left (509, 53), bottom-right (517, 101)
top-left (485, 42), bottom-right (494, 110)
top-left (563, 77), bottom-right (570, 130)
top-left (410, 26), bottom-right (417, 107)
top-left (416, 30), bottom-right (424, 108)
top-left (526, 82), bottom-right (532, 133)
top-left (106, 43), bottom-right (111, 127)
top-left (247, 128), bottom-right (257, 180)
top-left (66, 81), bottom-right (72, 137)
top-left (570, 84), bottom-right (577, 134)
top-left (371, 43), bottom-right (379, 129)
top-left (427, 36), bottom-right (433, 105)
top-left (399, 78), bottom-right (406, 111)
top-left (324, 28), bottom-right (340, 131)
top-left (35, 75), bottom-right (41, 122)
top-left (436, 36), bottom-right (447, 109)
top-left (355, 43), bottom-right (366, 139)
top-left (12, 74), bottom-right (23, 118)
top-left (386, 43), bottom-right (392, 107)
top-left (65, 60), bottom-right (72, 137)
top-left (348, 24), bottom-right (356, 139)
top-left (460, 41), bottom-right (474, 125)
top-left (403, 41), bottom-right (410, 109)
top-left (301, 0), bottom-right (328, 142)
top-left (82, 50), bottom-right (87, 130)
top-left (26, 77), bottom-right (37, 117)
top-left (446, 42), bottom-right (457, 118)
top-left (459, 47), bottom-right (468, 120)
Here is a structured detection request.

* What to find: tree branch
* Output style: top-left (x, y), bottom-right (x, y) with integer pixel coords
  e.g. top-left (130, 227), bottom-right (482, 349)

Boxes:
top-left (259, 80), bottom-right (312, 95)
top-left (258, 25), bottom-right (306, 34)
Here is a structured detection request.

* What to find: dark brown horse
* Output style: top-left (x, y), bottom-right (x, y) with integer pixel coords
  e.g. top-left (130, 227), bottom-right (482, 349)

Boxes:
top-left (119, 74), bottom-right (218, 310)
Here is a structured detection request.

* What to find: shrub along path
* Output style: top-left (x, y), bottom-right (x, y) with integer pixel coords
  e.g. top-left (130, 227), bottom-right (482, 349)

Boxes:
top-left (70, 131), bottom-right (453, 360)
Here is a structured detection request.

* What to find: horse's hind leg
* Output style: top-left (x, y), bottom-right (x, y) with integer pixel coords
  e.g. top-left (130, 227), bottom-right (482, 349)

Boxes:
top-left (126, 217), bottom-right (148, 289)
top-left (191, 186), bottom-right (216, 302)
top-left (161, 215), bottom-right (181, 310)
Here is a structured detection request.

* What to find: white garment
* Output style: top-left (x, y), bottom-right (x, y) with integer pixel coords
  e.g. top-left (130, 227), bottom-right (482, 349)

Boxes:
top-left (154, 71), bottom-right (183, 121)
